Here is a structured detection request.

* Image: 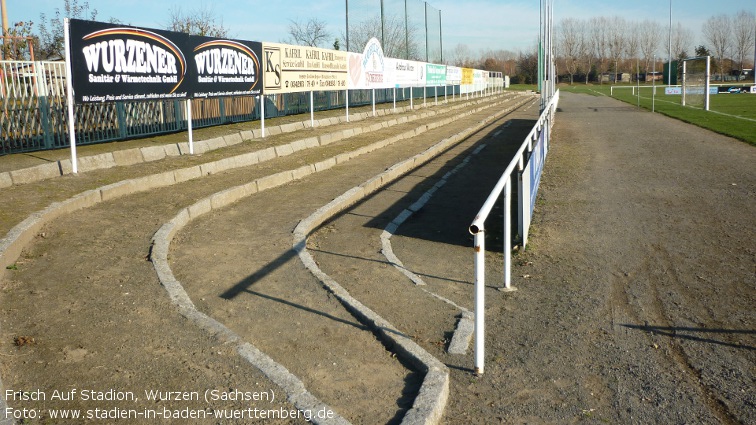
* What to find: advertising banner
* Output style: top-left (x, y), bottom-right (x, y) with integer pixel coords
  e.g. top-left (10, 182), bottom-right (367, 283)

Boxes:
top-left (426, 64), bottom-right (446, 86)
top-left (389, 59), bottom-right (424, 88)
top-left (261, 42), bottom-right (348, 94)
top-left (473, 69), bottom-right (487, 87)
top-left (347, 38), bottom-right (392, 89)
top-left (518, 127), bottom-right (547, 246)
top-left (461, 68), bottom-right (474, 85)
top-left (69, 19), bottom-right (191, 103)
top-left (68, 19), bottom-right (264, 102)
top-left (190, 37), bottom-right (262, 98)
top-left (446, 66), bottom-right (462, 83)
top-left (665, 87), bottom-right (682, 95)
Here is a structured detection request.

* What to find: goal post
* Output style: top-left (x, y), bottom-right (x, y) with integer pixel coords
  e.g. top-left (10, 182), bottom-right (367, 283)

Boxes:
top-left (681, 56), bottom-right (711, 111)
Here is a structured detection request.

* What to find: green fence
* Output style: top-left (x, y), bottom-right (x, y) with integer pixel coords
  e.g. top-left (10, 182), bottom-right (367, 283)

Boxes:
top-left (1, 61), bottom-right (464, 156)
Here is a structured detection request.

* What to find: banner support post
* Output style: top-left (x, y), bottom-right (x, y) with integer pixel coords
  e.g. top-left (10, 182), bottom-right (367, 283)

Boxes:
top-left (186, 99), bottom-right (194, 154)
top-left (345, 89), bottom-right (350, 122)
top-left (63, 18), bottom-right (78, 174)
top-left (310, 90), bottom-right (314, 127)
top-left (260, 94), bottom-right (265, 137)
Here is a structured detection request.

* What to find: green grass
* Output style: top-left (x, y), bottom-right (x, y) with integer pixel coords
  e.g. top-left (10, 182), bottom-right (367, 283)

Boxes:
top-left (561, 84), bottom-right (756, 146)
top-left (507, 84), bottom-right (538, 92)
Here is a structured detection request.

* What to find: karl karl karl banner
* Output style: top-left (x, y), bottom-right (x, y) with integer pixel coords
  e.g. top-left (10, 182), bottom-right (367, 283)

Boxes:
top-left (262, 42), bottom-right (348, 94)
top-left (69, 18), bottom-right (262, 103)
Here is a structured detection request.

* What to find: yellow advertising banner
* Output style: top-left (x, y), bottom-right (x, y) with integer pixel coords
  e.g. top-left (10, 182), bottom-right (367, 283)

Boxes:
top-left (461, 68), bottom-right (474, 85)
top-left (262, 42), bottom-right (348, 94)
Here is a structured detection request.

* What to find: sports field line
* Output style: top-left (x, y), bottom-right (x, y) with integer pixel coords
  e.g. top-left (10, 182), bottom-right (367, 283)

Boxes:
top-left (631, 94), bottom-right (756, 123)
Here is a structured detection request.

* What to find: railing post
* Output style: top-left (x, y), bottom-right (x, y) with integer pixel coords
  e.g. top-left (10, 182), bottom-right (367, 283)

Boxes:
top-left (116, 102), bottom-right (127, 139)
top-left (474, 230), bottom-right (485, 375)
top-left (503, 176), bottom-right (515, 291)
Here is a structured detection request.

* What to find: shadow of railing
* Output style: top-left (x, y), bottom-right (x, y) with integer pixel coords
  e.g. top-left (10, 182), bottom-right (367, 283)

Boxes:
top-left (622, 324), bottom-right (755, 351)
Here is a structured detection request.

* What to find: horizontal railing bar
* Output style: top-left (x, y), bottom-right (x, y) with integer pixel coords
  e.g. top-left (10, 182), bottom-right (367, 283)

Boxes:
top-left (468, 93), bottom-right (558, 235)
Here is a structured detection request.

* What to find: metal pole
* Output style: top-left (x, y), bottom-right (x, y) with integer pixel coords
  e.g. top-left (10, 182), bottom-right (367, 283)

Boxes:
top-left (186, 99), bottom-right (194, 154)
top-left (473, 231), bottom-right (485, 375)
top-left (405, 0), bottom-right (410, 60)
top-left (346, 89), bottom-right (350, 122)
top-left (503, 176), bottom-right (513, 290)
top-left (425, 2), bottom-right (429, 62)
top-left (1, 0), bottom-right (8, 39)
top-left (345, 0), bottom-right (349, 52)
top-left (439, 10), bottom-right (443, 63)
top-left (668, 0), bottom-right (672, 85)
top-left (380, 0), bottom-right (385, 50)
top-left (681, 59), bottom-right (686, 107)
top-left (393, 86), bottom-right (396, 111)
top-left (372, 88), bottom-right (376, 116)
top-left (653, 55), bottom-right (656, 112)
top-left (63, 18), bottom-right (78, 174)
top-left (637, 59), bottom-right (640, 109)
top-left (260, 94), bottom-right (266, 137)
top-left (704, 55), bottom-right (710, 111)
top-left (310, 90), bottom-right (314, 126)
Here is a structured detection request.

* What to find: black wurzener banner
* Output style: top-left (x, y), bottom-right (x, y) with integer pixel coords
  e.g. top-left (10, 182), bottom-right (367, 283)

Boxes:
top-left (68, 19), bottom-right (262, 103)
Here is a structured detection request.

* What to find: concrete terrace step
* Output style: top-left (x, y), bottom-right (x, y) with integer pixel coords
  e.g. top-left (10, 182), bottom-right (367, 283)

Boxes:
top-left (0, 93), bottom-right (521, 187)
top-left (0, 92), bottom-right (536, 425)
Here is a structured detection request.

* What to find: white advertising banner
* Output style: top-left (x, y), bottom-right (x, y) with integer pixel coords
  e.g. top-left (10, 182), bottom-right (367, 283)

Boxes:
top-left (446, 66), bottom-right (462, 83)
top-left (262, 42), bottom-right (348, 94)
top-left (390, 58), bottom-right (425, 88)
top-left (347, 38), bottom-right (393, 89)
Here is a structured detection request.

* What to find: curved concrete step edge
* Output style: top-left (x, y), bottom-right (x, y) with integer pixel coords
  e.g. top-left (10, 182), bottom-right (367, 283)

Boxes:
top-left (0, 94), bottom-right (515, 188)
top-left (0, 92), bottom-right (534, 425)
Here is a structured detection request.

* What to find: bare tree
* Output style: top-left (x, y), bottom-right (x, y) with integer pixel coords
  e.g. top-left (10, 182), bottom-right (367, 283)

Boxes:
top-left (639, 19), bottom-right (662, 75)
top-left (589, 17), bottom-right (610, 83)
top-left (608, 16), bottom-right (627, 80)
top-left (559, 18), bottom-right (583, 84)
top-left (287, 18), bottom-right (331, 48)
top-left (671, 22), bottom-right (694, 60)
top-left (345, 13), bottom-right (419, 60)
top-left (702, 14), bottom-right (732, 81)
top-left (492, 49), bottom-right (519, 76)
top-left (624, 21), bottom-right (641, 79)
top-left (166, 5), bottom-right (228, 37)
top-left (732, 10), bottom-right (755, 78)
top-left (1, 20), bottom-right (36, 60)
top-left (447, 43), bottom-right (472, 67)
top-left (38, 0), bottom-right (98, 59)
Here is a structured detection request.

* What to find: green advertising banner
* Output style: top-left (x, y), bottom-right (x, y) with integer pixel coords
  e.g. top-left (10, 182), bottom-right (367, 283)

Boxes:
top-left (426, 64), bottom-right (446, 87)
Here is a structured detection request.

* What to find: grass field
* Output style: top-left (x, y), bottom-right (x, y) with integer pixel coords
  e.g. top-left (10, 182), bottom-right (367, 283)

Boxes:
top-left (561, 84), bottom-right (756, 145)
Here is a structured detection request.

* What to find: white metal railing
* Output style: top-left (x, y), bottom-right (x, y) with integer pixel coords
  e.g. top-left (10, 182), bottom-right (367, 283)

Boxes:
top-left (468, 89), bottom-right (560, 374)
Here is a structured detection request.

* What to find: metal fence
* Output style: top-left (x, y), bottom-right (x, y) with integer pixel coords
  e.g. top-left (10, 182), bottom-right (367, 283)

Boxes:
top-left (346, 0), bottom-right (442, 62)
top-left (0, 60), bottom-right (464, 156)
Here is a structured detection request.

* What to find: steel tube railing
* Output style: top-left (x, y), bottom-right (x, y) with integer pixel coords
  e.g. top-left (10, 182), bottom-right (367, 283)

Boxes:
top-left (468, 90), bottom-right (560, 374)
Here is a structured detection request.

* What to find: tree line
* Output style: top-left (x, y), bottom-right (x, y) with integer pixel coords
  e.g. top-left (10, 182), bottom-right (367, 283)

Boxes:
top-left (4, 1), bottom-right (753, 87)
top-left (555, 11), bottom-right (755, 84)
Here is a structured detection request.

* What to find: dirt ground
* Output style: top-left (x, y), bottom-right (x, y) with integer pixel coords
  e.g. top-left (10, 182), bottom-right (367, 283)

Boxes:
top-left (0, 91), bottom-right (753, 425)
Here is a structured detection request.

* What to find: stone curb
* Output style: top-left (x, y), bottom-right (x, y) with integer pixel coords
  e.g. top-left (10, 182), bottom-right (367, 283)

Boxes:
top-left (288, 97), bottom-right (534, 425)
top-left (0, 92), bottom-right (534, 425)
top-left (376, 116), bottom-right (517, 356)
top-left (0, 93), bottom-right (519, 273)
top-left (0, 94), bottom-right (512, 189)
top-left (146, 95), bottom-right (532, 424)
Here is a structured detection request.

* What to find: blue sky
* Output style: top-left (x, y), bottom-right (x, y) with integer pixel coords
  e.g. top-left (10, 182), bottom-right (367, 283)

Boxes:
top-left (8, 0), bottom-right (756, 55)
